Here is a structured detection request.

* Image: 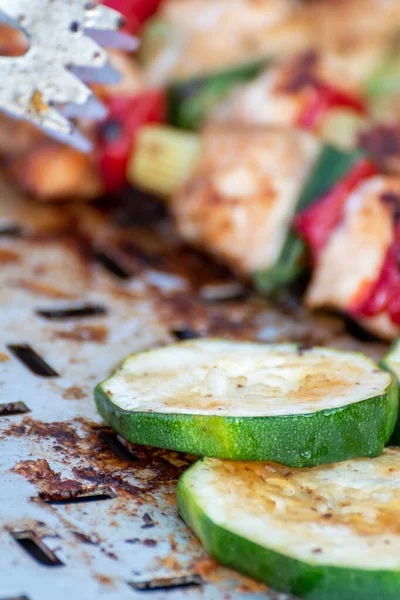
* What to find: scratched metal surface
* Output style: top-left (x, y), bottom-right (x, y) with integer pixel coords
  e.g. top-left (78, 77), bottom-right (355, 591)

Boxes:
top-left (0, 175), bottom-right (387, 600)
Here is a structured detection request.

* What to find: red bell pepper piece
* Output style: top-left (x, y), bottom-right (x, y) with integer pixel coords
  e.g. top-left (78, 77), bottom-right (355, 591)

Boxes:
top-left (350, 219), bottom-right (400, 325)
top-left (102, 0), bottom-right (163, 34)
top-left (297, 84), bottom-right (366, 131)
top-left (350, 243), bottom-right (400, 320)
top-left (96, 90), bottom-right (165, 192)
top-left (295, 159), bottom-right (377, 262)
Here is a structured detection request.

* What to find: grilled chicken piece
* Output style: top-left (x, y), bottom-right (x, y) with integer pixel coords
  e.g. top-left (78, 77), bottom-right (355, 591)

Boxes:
top-left (210, 39), bottom-right (400, 139)
top-left (0, 118), bottom-right (102, 203)
top-left (306, 176), bottom-right (400, 340)
top-left (209, 52), bottom-right (365, 128)
top-left (171, 125), bottom-right (319, 276)
top-left (303, 0), bottom-right (400, 82)
top-left (308, 0), bottom-right (400, 127)
top-left (209, 58), bottom-right (312, 129)
top-left (6, 141), bottom-right (103, 202)
top-left (141, 0), bottom-right (310, 86)
top-left (142, 0), bottom-right (400, 87)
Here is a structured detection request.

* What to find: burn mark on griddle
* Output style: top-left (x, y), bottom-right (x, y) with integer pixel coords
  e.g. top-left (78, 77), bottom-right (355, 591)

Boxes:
top-left (100, 432), bottom-right (139, 462)
top-left (13, 459), bottom-right (56, 481)
top-left (11, 531), bottom-right (63, 566)
top-left (127, 574), bottom-right (203, 592)
top-left (125, 538), bottom-right (158, 547)
top-left (0, 224), bottom-right (24, 237)
top-left (62, 386), bottom-right (86, 400)
top-left (0, 595), bottom-right (31, 600)
top-left (5, 417), bottom-right (196, 501)
top-left (12, 459), bottom-right (116, 503)
top-left (297, 343), bottom-right (314, 355)
top-left (36, 304), bottom-right (107, 320)
top-left (118, 240), bottom-right (164, 270)
top-left (7, 344), bottom-right (59, 377)
top-left (38, 480), bottom-right (93, 502)
top-left (93, 573), bottom-right (115, 587)
top-left (96, 186), bottom-right (167, 228)
top-left (171, 327), bottom-right (200, 341)
top-left (142, 513), bottom-right (153, 524)
top-left (15, 279), bottom-right (78, 300)
top-left (115, 229), bottom-right (236, 290)
top-left (200, 281), bottom-right (250, 302)
top-left (94, 250), bottom-right (131, 279)
top-left (0, 248), bottom-right (20, 263)
top-left (42, 487), bottom-right (116, 504)
top-left (72, 466), bottom-right (143, 498)
top-left (51, 324), bottom-right (108, 344)
top-left (8, 420), bottom-right (80, 445)
top-left (72, 531), bottom-right (97, 545)
top-left (0, 401), bottom-right (30, 416)
top-left (141, 513), bottom-right (155, 529)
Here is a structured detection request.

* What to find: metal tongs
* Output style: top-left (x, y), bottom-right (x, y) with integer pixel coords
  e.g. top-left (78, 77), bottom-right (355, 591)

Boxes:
top-left (0, 0), bottom-right (137, 151)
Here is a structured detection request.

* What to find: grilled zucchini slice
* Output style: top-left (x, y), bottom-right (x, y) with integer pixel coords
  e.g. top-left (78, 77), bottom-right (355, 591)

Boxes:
top-left (95, 339), bottom-right (397, 467)
top-left (381, 339), bottom-right (400, 383)
top-left (178, 449), bottom-right (400, 600)
top-left (381, 339), bottom-right (400, 443)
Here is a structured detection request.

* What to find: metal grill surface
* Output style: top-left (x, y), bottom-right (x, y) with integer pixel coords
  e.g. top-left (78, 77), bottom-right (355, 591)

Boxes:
top-left (0, 176), bottom-right (387, 600)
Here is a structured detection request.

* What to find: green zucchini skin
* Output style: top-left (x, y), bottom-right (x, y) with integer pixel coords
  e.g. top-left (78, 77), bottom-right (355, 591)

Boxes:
top-left (380, 339), bottom-right (400, 378)
top-left (167, 60), bottom-right (267, 130)
top-left (254, 145), bottom-right (367, 295)
top-left (380, 339), bottom-right (400, 444)
top-left (95, 376), bottom-right (398, 468)
top-left (177, 462), bottom-right (400, 600)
